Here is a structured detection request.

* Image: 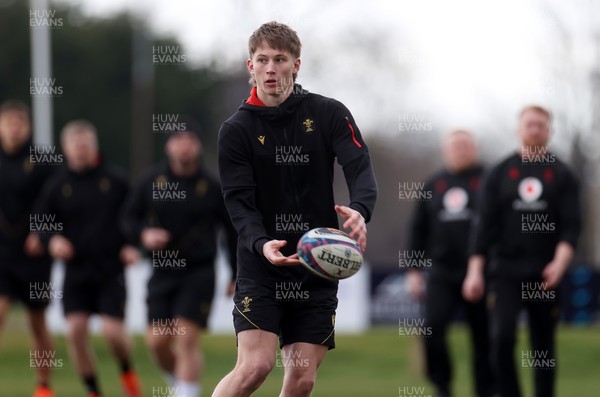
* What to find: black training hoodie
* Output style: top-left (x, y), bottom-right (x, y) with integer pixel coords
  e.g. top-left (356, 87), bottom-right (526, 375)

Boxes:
top-left (218, 85), bottom-right (377, 284)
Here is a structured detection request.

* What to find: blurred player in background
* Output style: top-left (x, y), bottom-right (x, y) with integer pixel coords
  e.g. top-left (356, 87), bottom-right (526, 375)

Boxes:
top-left (37, 120), bottom-right (141, 397)
top-left (406, 130), bottom-right (494, 397)
top-left (463, 105), bottom-right (581, 397)
top-left (120, 128), bottom-right (237, 397)
top-left (0, 100), bottom-right (56, 397)
top-left (212, 22), bottom-right (377, 397)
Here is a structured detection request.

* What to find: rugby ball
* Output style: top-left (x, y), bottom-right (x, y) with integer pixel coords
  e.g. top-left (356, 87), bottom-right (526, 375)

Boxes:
top-left (297, 227), bottom-right (363, 281)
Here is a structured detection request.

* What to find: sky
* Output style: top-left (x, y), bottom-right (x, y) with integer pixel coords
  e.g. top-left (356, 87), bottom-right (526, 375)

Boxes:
top-left (53, 0), bottom-right (599, 159)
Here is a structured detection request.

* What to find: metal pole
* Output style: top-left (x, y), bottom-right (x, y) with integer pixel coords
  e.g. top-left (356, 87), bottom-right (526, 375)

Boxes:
top-left (29, 0), bottom-right (53, 146)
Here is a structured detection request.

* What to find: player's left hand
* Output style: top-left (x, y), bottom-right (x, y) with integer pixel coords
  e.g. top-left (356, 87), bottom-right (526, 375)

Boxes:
top-left (120, 245), bottom-right (141, 266)
top-left (262, 240), bottom-right (303, 266)
top-left (335, 205), bottom-right (367, 251)
top-left (24, 233), bottom-right (44, 257)
top-left (542, 260), bottom-right (568, 290)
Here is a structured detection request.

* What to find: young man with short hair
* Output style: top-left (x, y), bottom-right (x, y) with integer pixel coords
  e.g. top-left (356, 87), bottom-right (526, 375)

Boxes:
top-left (213, 21), bottom-right (377, 397)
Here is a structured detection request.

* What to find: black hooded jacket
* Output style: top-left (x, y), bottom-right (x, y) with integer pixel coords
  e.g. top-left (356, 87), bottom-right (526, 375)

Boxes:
top-left (218, 85), bottom-right (377, 284)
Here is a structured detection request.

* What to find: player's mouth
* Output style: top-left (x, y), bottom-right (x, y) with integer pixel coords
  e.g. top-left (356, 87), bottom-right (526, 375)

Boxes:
top-left (264, 79), bottom-right (277, 88)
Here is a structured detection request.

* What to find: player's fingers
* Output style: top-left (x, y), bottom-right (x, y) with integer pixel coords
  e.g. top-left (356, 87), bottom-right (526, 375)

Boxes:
top-left (274, 252), bottom-right (298, 261)
top-left (65, 246), bottom-right (75, 259)
top-left (265, 245), bottom-right (289, 260)
top-left (348, 221), bottom-right (364, 238)
top-left (266, 254), bottom-right (284, 264)
top-left (463, 281), bottom-right (476, 302)
top-left (461, 283), bottom-right (470, 300)
top-left (276, 258), bottom-right (303, 267)
top-left (541, 269), bottom-right (553, 289)
top-left (462, 287), bottom-right (471, 301)
top-left (541, 266), bottom-right (550, 278)
top-left (270, 239), bottom-right (287, 248)
top-left (334, 204), bottom-right (348, 216)
top-left (342, 212), bottom-right (354, 229)
top-left (349, 224), bottom-right (366, 245)
top-left (357, 234), bottom-right (367, 251)
top-left (58, 248), bottom-right (69, 261)
top-left (465, 290), bottom-right (476, 303)
top-left (543, 276), bottom-right (557, 290)
top-left (474, 283), bottom-right (484, 301)
top-left (269, 252), bottom-right (300, 266)
top-left (346, 216), bottom-right (363, 232)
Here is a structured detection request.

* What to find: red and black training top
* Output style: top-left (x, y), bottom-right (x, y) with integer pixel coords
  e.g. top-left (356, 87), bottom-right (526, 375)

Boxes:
top-left (218, 84), bottom-right (377, 283)
top-left (469, 152), bottom-right (581, 279)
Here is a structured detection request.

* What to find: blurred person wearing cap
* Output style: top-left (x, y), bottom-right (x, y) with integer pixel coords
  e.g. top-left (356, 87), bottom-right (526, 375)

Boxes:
top-left (463, 105), bottom-right (581, 397)
top-left (406, 130), bottom-right (495, 397)
top-left (37, 120), bottom-right (141, 397)
top-left (0, 100), bottom-right (56, 397)
top-left (120, 125), bottom-right (237, 397)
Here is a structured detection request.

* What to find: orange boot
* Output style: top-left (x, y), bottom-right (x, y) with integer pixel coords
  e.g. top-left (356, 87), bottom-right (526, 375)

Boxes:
top-left (121, 371), bottom-right (141, 397)
top-left (32, 385), bottom-right (55, 397)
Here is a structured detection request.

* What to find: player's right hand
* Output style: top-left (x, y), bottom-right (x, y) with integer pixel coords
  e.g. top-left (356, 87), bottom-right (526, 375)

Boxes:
top-left (141, 227), bottom-right (171, 251)
top-left (48, 235), bottom-right (75, 262)
top-left (406, 270), bottom-right (425, 301)
top-left (462, 271), bottom-right (484, 302)
top-left (262, 240), bottom-right (303, 267)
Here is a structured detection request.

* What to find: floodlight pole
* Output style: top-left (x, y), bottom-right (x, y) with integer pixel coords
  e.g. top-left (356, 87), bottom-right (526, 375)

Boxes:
top-left (29, 0), bottom-right (53, 146)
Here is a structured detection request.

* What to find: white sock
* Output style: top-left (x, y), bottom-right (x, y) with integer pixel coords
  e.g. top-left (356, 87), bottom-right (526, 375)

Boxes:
top-left (175, 380), bottom-right (200, 397)
top-left (163, 371), bottom-right (176, 387)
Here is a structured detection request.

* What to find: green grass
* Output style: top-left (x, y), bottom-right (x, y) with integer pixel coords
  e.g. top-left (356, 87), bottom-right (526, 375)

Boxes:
top-left (1, 308), bottom-right (599, 396)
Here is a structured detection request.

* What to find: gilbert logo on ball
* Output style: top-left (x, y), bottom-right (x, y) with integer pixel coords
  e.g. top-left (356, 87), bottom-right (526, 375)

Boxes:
top-left (297, 227), bottom-right (363, 281)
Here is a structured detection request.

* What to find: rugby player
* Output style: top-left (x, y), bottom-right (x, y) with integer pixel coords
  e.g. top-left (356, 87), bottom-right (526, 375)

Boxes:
top-left (212, 21), bottom-right (377, 397)
top-left (38, 120), bottom-right (141, 397)
top-left (0, 100), bottom-right (56, 397)
top-left (121, 128), bottom-right (237, 397)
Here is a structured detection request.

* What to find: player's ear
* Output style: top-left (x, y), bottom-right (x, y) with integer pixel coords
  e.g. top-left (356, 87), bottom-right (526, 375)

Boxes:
top-left (293, 57), bottom-right (301, 74)
top-left (246, 58), bottom-right (254, 75)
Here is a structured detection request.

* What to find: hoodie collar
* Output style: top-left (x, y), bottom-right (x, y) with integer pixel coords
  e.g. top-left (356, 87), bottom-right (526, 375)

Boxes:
top-left (246, 86), bottom-right (265, 106)
top-left (240, 84), bottom-right (308, 120)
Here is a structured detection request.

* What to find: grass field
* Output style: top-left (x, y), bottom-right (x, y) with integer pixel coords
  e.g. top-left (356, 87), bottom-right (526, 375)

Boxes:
top-left (1, 308), bottom-right (599, 397)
